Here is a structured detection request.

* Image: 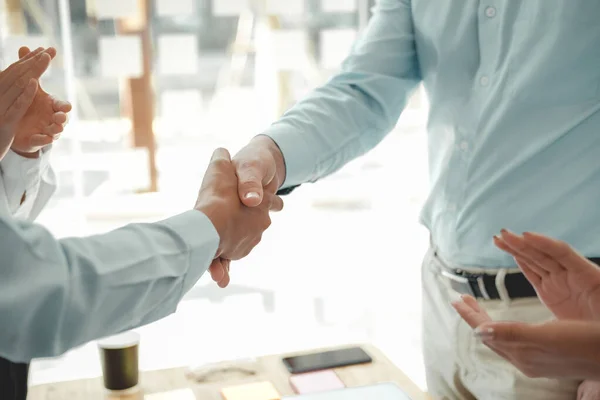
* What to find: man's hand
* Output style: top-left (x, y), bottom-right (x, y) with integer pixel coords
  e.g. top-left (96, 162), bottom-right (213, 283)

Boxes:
top-left (0, 47), bottom-right (54, 160)
top-left (494, 230), bottom-right (600, 320)
top-left (233, 135), bottom-right (286, 207)
top-left (195, 148), bottom-right (283, 286)
top-left (452, 295), bottom-right (600, 380)
top-left (12, 46), bottom-right (72, 158)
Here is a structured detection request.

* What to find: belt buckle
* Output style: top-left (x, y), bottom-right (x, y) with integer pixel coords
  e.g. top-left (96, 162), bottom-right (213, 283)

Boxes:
top-left (441, 270), bottom-right (491, 300)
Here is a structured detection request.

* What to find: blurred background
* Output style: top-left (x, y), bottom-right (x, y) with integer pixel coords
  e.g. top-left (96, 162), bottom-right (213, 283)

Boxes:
top-left (0, 0), bottom-right (431, 391)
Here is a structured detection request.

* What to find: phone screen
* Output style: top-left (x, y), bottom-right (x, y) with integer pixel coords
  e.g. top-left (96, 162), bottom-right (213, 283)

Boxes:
top-left (282, 347), bottom-right (372, 374)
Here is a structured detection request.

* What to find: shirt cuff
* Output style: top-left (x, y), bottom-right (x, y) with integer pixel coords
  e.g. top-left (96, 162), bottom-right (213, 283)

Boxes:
top-left (159, 210), bottom-right (220, 296)
top-left (264, 123), bottom-right (318, 189)
top-left (1, 147), bottom-right (51, 189)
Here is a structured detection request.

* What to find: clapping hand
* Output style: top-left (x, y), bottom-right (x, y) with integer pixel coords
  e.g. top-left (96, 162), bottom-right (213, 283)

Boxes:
top-left (493, 230), bottom-right (600, 321)
top-left (0, 47), bottom-right (54, 160)
top-left (452, 294), bottom-right (600, 380)
top-left (11, 46), bottom-right (72, 157)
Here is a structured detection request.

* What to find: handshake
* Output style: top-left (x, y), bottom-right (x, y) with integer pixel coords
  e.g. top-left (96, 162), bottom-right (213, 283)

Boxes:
top-left (194, 136), bottom-right (287, 288)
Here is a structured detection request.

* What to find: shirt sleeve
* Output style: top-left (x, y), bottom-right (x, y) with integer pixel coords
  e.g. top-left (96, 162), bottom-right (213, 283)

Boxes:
top-left (0, 210), bottom-right (220, 363)
top-left (265, 0), bottom-right (421, 188)
top-left (0, 148), bottom-right (54, 220)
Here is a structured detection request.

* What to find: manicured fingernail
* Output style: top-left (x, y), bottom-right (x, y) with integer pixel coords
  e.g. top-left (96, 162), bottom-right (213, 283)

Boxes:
top-left (244, 192), bottom-right (260, 199)
top-left (474, 327), bottom-right (494, 339)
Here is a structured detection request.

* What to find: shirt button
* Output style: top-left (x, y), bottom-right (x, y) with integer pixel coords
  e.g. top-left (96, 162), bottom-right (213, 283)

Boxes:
top-left (479, 75), bottom-right (490, 86)
top-left (448, 204), bottom-right (457, 212)
top-left (460, 141), bottom-right (469, 151)
top-left (485, 6), bottom-right (496, 18)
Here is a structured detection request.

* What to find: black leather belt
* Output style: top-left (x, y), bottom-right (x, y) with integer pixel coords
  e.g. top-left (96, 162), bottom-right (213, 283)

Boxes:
top-left (442, 257), bottom-right (600, 300)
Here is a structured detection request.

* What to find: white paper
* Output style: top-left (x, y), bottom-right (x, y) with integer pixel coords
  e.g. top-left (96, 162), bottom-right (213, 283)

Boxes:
top-left (158, 34), bottom-right (199, 75)
top-left (99, 36), bottom-right (143, 78)
top-left (1, 35), bottom-right (53, 77)
top-left (213, 0), bottom-right (249, 16)
top-left (272, 30), bottom-right (307, 70)
top-left (320, 29), bottom-right (357, 69)
top-left (161, 90), bottom-right (203, 119)
top-left (321, 0), bottom-right (357, 12)
top-left (95, 0), bottom-right (138, 19)
top-left (156, 0), bottom-right (195, 17)
top-left (266, 0), bottom-right (304, 15)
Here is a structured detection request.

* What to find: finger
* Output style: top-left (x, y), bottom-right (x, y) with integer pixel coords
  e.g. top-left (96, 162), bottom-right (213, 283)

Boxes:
top-left (523, 232), bottom-right (593, 273)
top-left (514, 257), bottom-right (542, 287)
top-left (209, 259), bottom-right (226, 282)
top-left (18, 46), bottom-right (31, 59)
top-left (451, 299), bottom-right (492, 329)
top-left (266, 194), bottom-right (284, 212)
top-left (211, 147), bottom-right (231, 163)
top-left (235, 159), bottom-right (267, 207)
top-left (1, 52), bottom-right (51, 107)
top-left (53, 99), bottom-right (72, 113)
top-left (2, 78), bottom-right (38, 124)
top-left (53, 112), bottom-right (68, 125)
top-left (500, 230), bottom-right (563, 273)
top-left (461, 294), bottom-right (482, 312)
top-left (43, 123), bottom-right (65, 135)
top-left (494, 234), bottom-right (548, 277)
top-left (29, 134), bottom-right (53, 148)
top-left (218, 261), bottom-right (231, 288)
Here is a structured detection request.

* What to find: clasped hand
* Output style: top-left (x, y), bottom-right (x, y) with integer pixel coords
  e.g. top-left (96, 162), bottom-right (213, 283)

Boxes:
top-left (195, 147), bottom-right (284, 287)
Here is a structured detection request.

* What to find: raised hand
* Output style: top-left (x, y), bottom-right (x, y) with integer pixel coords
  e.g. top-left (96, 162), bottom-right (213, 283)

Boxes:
top-left (195, 148), bottom-right (283, 287)
top-left (494, 230), bottom-right (600, 321)
top-left (0, 47), bottom-right (54, 160)
top-left (452, 295), bottom-right (600, 380)
top-left (12, 46), bottom-right (72, 157)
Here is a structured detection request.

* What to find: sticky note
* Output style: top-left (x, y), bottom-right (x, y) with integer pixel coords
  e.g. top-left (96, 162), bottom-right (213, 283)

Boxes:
top-left (272, 30), bottom-right (307, 70)
top-left (221, 381), bottom-right (280, 400)
top-left (266, 0), bottom-right (304, 15)
top-left (213, 0), bottom-right (249, 16)
top-left (320, 29), bottom-right (357, 70)
top-left (95, 0), bottom-right (138, 19)
top-left (99, 36), bottom-right (143, 78)
top-left (158, 34), bottom-right (199, 75)
top-left (156, 0), bottom-right (195, 17)
top-left (290, 370), bottom-right (345, 394)
top-left (145, 388), bottom-right (196, 399)
top-left (161, 90), bottom-right (203, 119)
top-left (321, 0), bottom-right (357, 12)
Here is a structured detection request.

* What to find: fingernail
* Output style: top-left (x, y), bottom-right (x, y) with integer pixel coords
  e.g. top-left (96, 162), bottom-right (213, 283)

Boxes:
top-left (244, 192), bottom-right (260, 200)
top-left (474, 327), bottom-right (495, 339)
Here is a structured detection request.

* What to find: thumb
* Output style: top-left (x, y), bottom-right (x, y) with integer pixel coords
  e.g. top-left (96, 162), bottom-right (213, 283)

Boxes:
top-left (210, 147), bottom-right (231, 163)
top-left (236, 160), bottom-right (266, 207)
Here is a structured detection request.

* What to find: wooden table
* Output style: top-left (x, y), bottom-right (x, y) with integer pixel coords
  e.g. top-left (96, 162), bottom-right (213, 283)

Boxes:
top-left (29, 344), bottom-right (429, 400)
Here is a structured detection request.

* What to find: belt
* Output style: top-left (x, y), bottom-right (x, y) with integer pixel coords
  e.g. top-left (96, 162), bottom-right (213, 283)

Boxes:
top-left (442, 257), bottom-right (600, 300)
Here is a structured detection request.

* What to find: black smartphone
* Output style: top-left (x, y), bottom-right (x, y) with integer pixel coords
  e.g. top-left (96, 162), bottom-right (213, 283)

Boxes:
top-left (282, 347), bottom-right (373, 374)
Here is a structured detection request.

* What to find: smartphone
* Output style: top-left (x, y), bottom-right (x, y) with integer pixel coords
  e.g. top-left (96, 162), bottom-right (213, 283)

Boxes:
top-left (282, 347), bottom-right (372, 374)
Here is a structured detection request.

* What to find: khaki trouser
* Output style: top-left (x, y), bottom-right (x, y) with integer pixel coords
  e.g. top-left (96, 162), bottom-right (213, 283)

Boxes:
top-left (421, 247), bottom-right (580, 400)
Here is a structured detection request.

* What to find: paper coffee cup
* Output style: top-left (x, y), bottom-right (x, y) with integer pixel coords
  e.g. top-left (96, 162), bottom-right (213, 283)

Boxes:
top-left (98, 331), bottom-right (140, 393)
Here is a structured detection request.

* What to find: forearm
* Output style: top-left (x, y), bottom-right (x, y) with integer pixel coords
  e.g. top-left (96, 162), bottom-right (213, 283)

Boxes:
top-left (262, 0), bottom-right (420, 187)
top-left (0, 211), bottom-right (219, 363)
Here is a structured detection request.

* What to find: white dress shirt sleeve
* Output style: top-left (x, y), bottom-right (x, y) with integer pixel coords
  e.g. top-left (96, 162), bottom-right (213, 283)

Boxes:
top-left (0, 210), bottom-right (219, 363)
top-left (0, 147), bottom-right (57, 221)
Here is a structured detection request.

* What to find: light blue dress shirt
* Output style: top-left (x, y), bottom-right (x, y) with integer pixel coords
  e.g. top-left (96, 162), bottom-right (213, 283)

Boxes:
top-left (0, 211), bottom-right (219, 362)
top-left (266, 0), bottom-right (600, 268)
